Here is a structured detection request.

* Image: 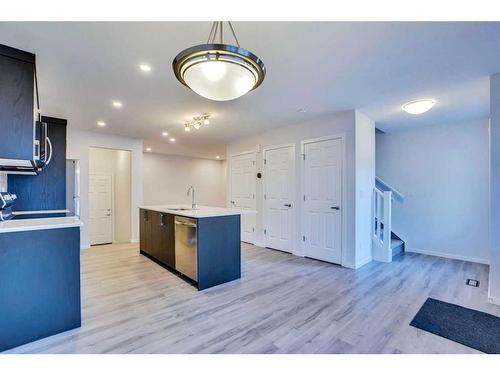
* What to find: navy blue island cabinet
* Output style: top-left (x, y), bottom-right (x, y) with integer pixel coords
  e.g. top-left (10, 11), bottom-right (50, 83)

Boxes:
top-left (140, 209), bottom-right (241, 291)
top-left (0, 227), bottom-right (81, 352)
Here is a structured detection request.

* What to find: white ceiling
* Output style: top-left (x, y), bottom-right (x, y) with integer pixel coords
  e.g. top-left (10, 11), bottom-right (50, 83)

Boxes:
top-left (1, 22), bottom-right (499, 158)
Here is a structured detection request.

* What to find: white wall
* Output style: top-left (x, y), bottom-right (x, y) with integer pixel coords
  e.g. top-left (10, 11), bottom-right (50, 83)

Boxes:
top-left (89, 147), bottom-right (132, 243)
top-left (490, 73), bottom-right (500, 305)
top-left (143, 153), bottom-right (226, 207)
top-left (376, 119), bottom-right (490, 264)
top-left (355, 112), bottom-right (376, 266)
top-left (67, 128), bottom-right (143, 249)
top-left (226, 110), bottom-right (375, 269)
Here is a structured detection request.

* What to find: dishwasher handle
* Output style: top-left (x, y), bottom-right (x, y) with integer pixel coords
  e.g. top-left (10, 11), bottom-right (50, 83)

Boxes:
top-left (174, 220), bottom-right (197, 228)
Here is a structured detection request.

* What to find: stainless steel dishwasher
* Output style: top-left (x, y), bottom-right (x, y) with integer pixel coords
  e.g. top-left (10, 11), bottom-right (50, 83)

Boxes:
top-left (174, 216), bottom-right (198, 281)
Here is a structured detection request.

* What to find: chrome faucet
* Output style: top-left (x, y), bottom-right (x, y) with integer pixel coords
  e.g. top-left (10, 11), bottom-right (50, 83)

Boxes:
top-left (187, 185), bottom-right (197, 209)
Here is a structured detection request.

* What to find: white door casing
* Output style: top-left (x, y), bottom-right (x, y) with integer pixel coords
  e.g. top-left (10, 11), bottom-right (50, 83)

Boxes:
top-left (230, 152), bottom-right (256, 244)
top-left (263, 144), bottom-right (295, 253)
top-left (302, 136), bottom-right (343, 264)
top-left (90, 173), bottom-right (113, 245)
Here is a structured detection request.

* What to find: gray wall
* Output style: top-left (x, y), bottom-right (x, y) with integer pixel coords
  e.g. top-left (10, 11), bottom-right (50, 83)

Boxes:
top-left (376, 118), bottom-right (490, 264)
top-left (490, 73), bottom-right (500, 304)
top-left (143, 153), bottom-right (226, 207)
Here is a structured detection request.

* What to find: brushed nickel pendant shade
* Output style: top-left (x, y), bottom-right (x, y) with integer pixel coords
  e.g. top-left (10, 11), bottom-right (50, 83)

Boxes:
top-left (173, 21), bottom-right (266, 101)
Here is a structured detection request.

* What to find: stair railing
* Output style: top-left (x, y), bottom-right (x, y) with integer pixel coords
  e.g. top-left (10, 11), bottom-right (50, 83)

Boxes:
top-left (373, 187), bottom-right (392, 262)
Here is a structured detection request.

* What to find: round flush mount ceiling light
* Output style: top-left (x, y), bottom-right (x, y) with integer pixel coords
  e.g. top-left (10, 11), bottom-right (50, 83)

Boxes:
top-left (173, 21), bottom-right (266, 101)
top-left (112, 100), bottom-right (123, 108)
top-left (139, 64), bottom-right (152, 72)
top-left (97, 121), bottom-right (106, 127)
top-left (402, 99), bottom-right (436, 115)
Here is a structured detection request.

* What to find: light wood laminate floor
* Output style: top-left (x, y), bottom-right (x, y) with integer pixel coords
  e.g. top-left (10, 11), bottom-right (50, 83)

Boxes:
top-left (5, 242), bottom-right (499, 354)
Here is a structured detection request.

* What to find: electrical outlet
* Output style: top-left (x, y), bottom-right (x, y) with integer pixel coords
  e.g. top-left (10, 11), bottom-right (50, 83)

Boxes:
top-left (466, 279), bottom-right (480, 287)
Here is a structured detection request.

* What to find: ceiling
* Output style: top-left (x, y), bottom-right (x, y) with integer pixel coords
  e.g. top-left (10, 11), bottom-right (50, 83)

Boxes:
top-left (0, 22), bottom-right (499, 158)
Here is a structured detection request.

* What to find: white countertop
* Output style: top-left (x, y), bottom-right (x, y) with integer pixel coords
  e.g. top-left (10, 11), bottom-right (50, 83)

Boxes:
top-left (0, 216), bottom-right (83, 233)
top-left (139, 205), bottom-right (257, 218)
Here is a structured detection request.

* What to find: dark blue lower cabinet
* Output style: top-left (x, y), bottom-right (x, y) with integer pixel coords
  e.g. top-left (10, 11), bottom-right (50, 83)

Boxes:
top-left (0, 227), bottom-right (81, 352)
top-left (197, 215), bottom-right (241, 291)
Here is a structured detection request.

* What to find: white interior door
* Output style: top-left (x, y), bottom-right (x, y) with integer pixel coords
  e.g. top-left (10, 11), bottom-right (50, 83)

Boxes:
top-left (263, 145), bottom-right (295, 252)
top-left (303, 137), bottom-right (342, 264)
top-left (230, 152), bottom-right (256, 244)
top-left (90, 173), bottom-right (113, 245)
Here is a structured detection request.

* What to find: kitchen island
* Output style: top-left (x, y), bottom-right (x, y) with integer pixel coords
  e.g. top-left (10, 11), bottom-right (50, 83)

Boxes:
top-left (139, 205), bottom-right (253, 290)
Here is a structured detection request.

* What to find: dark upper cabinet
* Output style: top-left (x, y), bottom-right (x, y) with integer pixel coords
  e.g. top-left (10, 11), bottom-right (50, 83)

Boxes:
top-left (0, 44), bottom-right (35, 161)
top-left (8, 117), bottom-right (67, 211)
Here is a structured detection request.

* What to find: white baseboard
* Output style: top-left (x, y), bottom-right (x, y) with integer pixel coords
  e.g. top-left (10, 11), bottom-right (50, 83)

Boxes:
top-left (80, 243), bottom-right (90, 250)
top-left (343, 256), bottom-right (372, 270)
top-left (372, 255), bottom-right (391, 263)
top-left (355, 256), bottom-right (373, 269)
top-left (488, 294), bottom-right (500, 306)
top-left (253, 241), bottom-right (265, 248)
top-left (130, 238), bottom-right (139, 243)
top-left (488, 283), bottom-right (500, 306)
top-left (406, 247), bottom-right (489, 265)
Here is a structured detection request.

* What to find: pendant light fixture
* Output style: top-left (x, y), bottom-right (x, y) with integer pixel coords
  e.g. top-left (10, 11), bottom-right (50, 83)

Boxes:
top-left (173, 21), bottom-right (266, 101)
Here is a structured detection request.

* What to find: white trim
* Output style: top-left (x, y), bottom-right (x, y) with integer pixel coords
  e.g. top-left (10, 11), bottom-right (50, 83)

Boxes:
top-left (300, 133), bottom-right (346, 266)
top-left (406, 247), bottom-right (489, 265)
top-left (488, 291), bottom-right (500, 306)
top-left (230, 149), bottom-right (257, 158)
top-left (375, 176), bottom-right (405, 201)
top-left (130, 238), bottom-right (139, 243)
top-left (262, 143), bottom-right (296, 253)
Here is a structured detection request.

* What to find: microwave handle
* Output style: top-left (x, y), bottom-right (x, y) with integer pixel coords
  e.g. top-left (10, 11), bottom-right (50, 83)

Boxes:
top-left (45, 137), bottom-right (53, 166)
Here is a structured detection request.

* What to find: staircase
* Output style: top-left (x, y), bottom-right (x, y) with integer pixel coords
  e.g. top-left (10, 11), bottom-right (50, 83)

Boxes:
top-left (372, 178), bottom-right (405, 262)
top-left (390, 232), bottom-right (404, 257)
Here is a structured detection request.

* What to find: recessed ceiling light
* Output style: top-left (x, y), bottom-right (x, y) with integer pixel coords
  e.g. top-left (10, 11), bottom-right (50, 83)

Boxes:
top-left (162, 131), bottom-right (169, 136)
top-left (169, 138), bottom-right (176, 142)
top-left (112, 101), bottom-right (123, 108)
top-left (297, 108), bottom-right (307, 113)
top-left (146, 147), bottom-right (152, 152)
top-left (97, 121), bottom-right (106, 127)
top-left (402, 99), bottom-right (436, 115)
top-left (216, 155), bottom-right (220, 159)
top-left (139, 64), bottom-right (152, 72)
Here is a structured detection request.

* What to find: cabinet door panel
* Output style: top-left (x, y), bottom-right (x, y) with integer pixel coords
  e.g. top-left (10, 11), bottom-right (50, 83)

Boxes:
top-left (151, 212), bottom-right (175, 268)
top-left (139, 209), bottom-right (152, 253)
top-left (160, 213), bottom-right (175, 269)
top-left (0, 55), bottom-right (34, 161)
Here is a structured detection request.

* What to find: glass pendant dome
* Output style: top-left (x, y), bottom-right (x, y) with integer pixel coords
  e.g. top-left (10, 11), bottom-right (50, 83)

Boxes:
top-left (173, 23), bottom-right (266, 101)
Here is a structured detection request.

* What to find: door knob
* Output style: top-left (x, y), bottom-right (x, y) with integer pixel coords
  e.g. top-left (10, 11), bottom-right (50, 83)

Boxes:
top-left (330, 206), bottom-right (340, 210)
top-left (284, 204), bottom-right (292, 208)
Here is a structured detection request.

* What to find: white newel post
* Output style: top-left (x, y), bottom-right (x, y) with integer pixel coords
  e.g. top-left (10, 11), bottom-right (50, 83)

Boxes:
top-left (382, 190), bottom-right (392, 262)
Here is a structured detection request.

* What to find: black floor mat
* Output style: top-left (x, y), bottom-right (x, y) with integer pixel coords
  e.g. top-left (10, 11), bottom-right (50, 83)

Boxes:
top-left (410, 298), bottom-right (500, 354)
